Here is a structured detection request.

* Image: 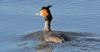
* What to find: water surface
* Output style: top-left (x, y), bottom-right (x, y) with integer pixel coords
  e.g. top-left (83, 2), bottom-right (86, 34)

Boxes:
top-left (0, 0), bottom-right (100, 52)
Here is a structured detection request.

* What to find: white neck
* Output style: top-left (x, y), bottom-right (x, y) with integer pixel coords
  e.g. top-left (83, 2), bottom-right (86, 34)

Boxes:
top-left (44, 21), bottom-right (51, 32)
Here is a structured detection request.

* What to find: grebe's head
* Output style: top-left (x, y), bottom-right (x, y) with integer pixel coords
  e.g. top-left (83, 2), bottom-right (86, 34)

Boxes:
top-left (40, 5), bottom-right (52, 21)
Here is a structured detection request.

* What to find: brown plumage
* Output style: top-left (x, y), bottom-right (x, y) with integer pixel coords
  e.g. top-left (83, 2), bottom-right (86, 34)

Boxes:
top-left (43, 33), bottom-right (65, 43)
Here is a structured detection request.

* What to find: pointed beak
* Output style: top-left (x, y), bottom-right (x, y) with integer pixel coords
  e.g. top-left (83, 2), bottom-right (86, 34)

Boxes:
top-left (35, 12), bottom-right (40, 16)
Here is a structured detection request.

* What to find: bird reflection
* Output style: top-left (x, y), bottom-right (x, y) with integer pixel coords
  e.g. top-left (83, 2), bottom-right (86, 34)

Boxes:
top-left (35, 42), bottom-right (52, 52)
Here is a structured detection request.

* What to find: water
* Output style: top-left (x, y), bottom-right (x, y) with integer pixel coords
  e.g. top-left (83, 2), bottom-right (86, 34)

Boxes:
top-left (0, 0), bottom-right (100, 52)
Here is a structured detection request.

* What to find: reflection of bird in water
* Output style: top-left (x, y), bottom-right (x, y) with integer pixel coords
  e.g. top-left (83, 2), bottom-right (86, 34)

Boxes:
top-left (35, 42), bottom-right (52, 52)
top-left (39, 5), bottom-right (70, 43)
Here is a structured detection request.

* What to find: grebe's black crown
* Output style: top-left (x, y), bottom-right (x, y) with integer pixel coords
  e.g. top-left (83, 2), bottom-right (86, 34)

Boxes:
top-left (46, 5), bottom-right (52, 8)
top-left (41, 5), bottom-right (52, 10)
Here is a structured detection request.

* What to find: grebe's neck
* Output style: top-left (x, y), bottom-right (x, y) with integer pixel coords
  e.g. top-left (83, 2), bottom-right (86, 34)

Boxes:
top-left (44, 20), bottom-right (51, 32)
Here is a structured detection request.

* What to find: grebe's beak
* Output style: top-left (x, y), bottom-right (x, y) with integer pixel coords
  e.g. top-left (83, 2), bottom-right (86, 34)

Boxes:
top-left (35, 9), bottom-right (48, 17)
top-left (35, 9), bottom-right (48, 19)
top-left (35, 12), bottom-right (40, 16)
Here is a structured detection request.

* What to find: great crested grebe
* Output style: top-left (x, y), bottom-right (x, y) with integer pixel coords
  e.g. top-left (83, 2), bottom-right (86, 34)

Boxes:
top-left (39, 5), bottom-right (68, 43)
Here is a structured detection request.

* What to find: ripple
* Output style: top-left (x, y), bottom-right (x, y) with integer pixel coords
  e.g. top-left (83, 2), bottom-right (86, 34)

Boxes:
top-left (0, 31), bottom-right (100, 52)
